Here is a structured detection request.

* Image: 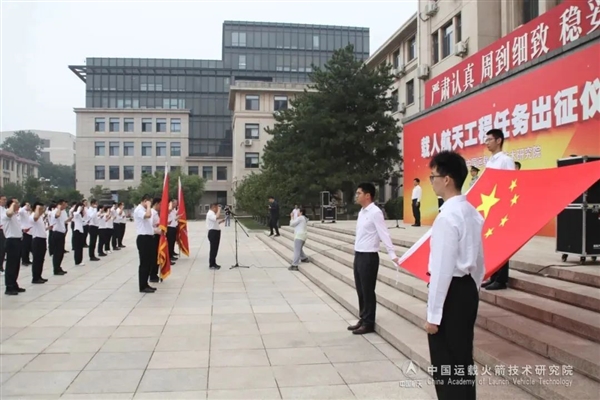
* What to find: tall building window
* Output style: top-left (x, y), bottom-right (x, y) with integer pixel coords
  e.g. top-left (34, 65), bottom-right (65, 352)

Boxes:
top-left (431, 32), bottom-right (439, 64)
top-left (455, 14), bottom-right (462, 42)
top-left (109, 118), bottom-right (120, 132)
top-left (274, 96), bottom-right (288, 111)
top-left (232, 32), bottom-right (247, 46)
top-left (109, 141), bottom-right (119, 156)
top-left (245, 123), bottom-right (259, 139)
top-left (406, 79), bottom-right (415, 105)
top-left (408, 36), bottom-right (416, 61)
top-left (94, 141), bottom-right (105, 156)
top-left (442, 21), bottom-right (454, 58)
top-left (156, 142), bottom-right (167, 156)
top-left (141, 166), bottom-right (153, 175)
top-left (522, 0), bottom-right (539, 24)
top-left (94, 166), bottom-right (105, 180)
top-left (239, 55), bottom-right (247, 69)
top-left (95, 118), bottom-right (105, 132)
top-left (141, 141), bottom-right (152, 156)
top-left (156, 165), bottom-right (165, 173)
top-left (170, 118), bottom-right (181, 132)
top-left (245, 95), bottom-right (259, 110)
top-left (109, 166), bottom-right (120, 180)
top-left (156, 118), bottom-right (167, 132)
top-left (123, 141), bottom-right (134, 156)
top-left (393, 49), bottom-right (400, 68)
top-left (245, 152), bottom-right (260, 168)
top-left (391, 89), bottom-right (399, 111)
top-left (170, 142), bottom-right (181, 157)
top-left (217, 166), bottom-right (227, 181)
top-left (202, 166), bottom-right (213, 180)
top-left (313, 35), bottom-right (320, 49)
top-left (217, 191), bottom-right (228, 206)
top-left (123, 166), bottom-right (134, 180)
top-left (188, 166), bottom-right (199, 175)
top-left (142, 118), bottom-right (152, 132)
top-left (124, 118), bottom-right (134, 132)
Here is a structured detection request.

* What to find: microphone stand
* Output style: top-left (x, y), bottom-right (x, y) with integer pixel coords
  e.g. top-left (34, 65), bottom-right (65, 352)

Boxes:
top-left (230, 212), bottom-right (250, 269)
top-left (391, 186), bottom-right (405, 230)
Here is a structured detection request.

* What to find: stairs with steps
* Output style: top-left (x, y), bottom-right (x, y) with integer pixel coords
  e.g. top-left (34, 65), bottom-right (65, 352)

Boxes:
top-left (258, 222), bottom-right (600, 400)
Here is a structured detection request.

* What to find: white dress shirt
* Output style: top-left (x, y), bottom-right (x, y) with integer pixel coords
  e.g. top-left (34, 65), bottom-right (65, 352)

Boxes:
top-left (486, 151), bottom-right (515, 170)
top-left (411, 186), bottom-right (422, 201)
top-left (73, 207), bottom-right (84, 233)
top-left (106, 209), bottom-right (115, 229)
top-left (52, 210), bottom-right (67, 233)
top-left (99, 212), bottom-right (108, 229)
top-left (206, 210), bottom-right (220, 231)
top-left (19, 207), bottom-right (32, 231)
top-left (427, 195), bottom-right (485, 325)
top-left (0, 205), bottom-right (5, 230)
top-left (83, 206), bottom-right (91, 225)
top-left (134, 204), bottom-right (154, 235)
top-left (88, 208), bottom-right (98, 227)
top-left (151, 209), bottom-right (159, 229)
top-left (354, 202), bottom-right (396, 260)
top-left (30, 214), bottom-right (47, 239)
top-left (168, 209), bottom-right (178, 228)
top-left (2, 208), bottom-right (22, 238)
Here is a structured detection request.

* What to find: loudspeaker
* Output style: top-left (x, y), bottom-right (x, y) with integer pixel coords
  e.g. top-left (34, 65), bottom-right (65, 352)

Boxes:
top-left (556, 204), bottom-right (600, 256)
top-left (557, 156), bottom-right (600, 204)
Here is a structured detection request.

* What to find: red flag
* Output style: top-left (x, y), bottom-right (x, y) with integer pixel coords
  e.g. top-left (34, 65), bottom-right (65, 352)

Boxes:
top-left (398, 162), bottom-right (600, 282)
top-left (177, 177), bottom-right (190, 257)
top-left (158, 171), bottom-right (171, 280)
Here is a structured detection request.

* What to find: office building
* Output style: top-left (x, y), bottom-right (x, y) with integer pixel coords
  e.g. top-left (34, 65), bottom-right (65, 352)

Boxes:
top-left (0, 130), bottom-right (75, 166)
top-left (0, 150), bottom-right (39, 188)
top-left (70, 21), bottom-right (369, 208)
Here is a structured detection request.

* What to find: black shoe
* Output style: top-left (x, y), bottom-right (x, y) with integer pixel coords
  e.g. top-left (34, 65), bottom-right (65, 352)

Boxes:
top-left (411, 224), bottom-right (420, 227)
top-left (5, 290), bottom-right (18, 295)
top-left (485, 282), bottom-right (507, 291)
top-left (23, 262), bottom-right (32, 266)
top-left (268, 234), bottom-right (274, 237)
top-left (17, 288), bottom-right (26, 293)
top-left (301, 258), bottom-right (309, 263)
top-left (54, 270), bottom-right (67, 275)
top-left (275, 234), bottom-right (281, 237)
top-left (352, 325), bottom-right (375, 335)
top-left (41, 278), bottom-right (48, 282)
top-left (32, 279), bottom-right (46, 284)
top-left (140, 287), bottom-right (155, 293)
top-left (347, 321), bottom-right (362, 331)
top-left (209, 265), bottom-right (221, 270)
top-left (288, 265), bottom-right (299, 271)
top-left (149, 278), bottom-right (159, 283)
top-left (98, 253), bottom-right (107, 257)
top-left (120, 245), bottom-right (126, 248)
top-left (90, 257), bottom-right (101, 261)
top-left (481, 280), bottom-right (493, 288)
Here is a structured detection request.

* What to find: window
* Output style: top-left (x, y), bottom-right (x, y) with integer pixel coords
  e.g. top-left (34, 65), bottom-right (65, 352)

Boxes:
top-left (391, 89), bottom-right (399, 111)
top-left (217, 166), bottom-right (227, 181)
top-left (141, 166), bottom-right (153, 175)
top-left (170, 166), bottom-right (180, 173)
top-left (109, 141), bottom-right (119, 156)
top-left (123, 141), bottom-right (134, 156)
top-left (188, 166), bottom-right (199, 175)
top-left (239, 55), bottom-right (246, 69)
top-left (94, 141), bottom-right (105, 156)
top-left (217, 191), bottom-right (228, 206)
top-left (141, 141), bottom-right (152, 156)
top-left (202, 166), bottom-right (213, 180)
top-left (232, 32), bottom-right (247, 46)
top-left (156, 142), bottom-right (167, 156)
top-left (431, 32), bottom-right (439, 64)
top-left (170, 118), bottom-right (181, 132)
top-left (95, 118), bottom-right (105, 132)
top-left (406, 79), bottom-right (415, 105)
top-left (245, 95), bottom-right (259, 110)
top-left (156, 165), bottom-right (165, 173)
top-left (94, 166), bottom-right (105, 180)
top-left (124, 118), bottom-right (134, 132)
top-left (109, 166), bottom-right (120, 180)
top-left (109, 118), bottom-right (120, 132)
top-left (170, 142), bottom-right (181, 157)
top-left (442, 21), bottom-right (454, 58)
top-left (245, 123), bottom-right (259, 139)
top-left (408, 36), bottom-right (416, 61)
top-left (274, 95), bottom-right (288, 111)
top-left (393, 49), bottom-right (400, 68)
top-left (522, 0), bottom-right (539, 24)
top-left (142, 118), bottom-right (152, 132)
top-left (456, 14), bottom-right (462, 43)
top-left (313, 35), bottom-right (320, 49)
top-left (123, 166), bottom-right (134, 180)
top-left (156, 118), bottom-right (167, 132)
top-left (245, 152), bottom-right (260, 168)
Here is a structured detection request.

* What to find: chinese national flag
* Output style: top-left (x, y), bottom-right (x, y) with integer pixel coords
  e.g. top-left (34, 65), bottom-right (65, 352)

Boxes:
top-left (177, 177), bottom-right (190, 257)
top-left (398, 162), bottom-right (600, 282)
top-left (158, 171), bottom-right (171, 280)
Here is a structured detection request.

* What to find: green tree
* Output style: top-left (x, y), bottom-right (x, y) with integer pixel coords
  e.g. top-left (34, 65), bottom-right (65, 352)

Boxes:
top-left (261, 44), bottom-right (402, 213)
top-left (89, 185), bottom-right (105, 200)
top-left (39, 161), bottom-right (76, 189)
top-left (233, 172), bottom-right (274, 218)
top-left (0, 130), bottom-right (44, 161)
top-left (1, 182), bottom-right (24, 200)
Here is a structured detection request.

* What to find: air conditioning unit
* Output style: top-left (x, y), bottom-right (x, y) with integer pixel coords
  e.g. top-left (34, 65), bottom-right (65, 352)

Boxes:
top-left (455, 40), bottom-right (468, 57)
top-left (244, 139), bottom-right (253, 146)
top-left (398, 103), bottom-right (407, 114)
top-left (424, 1), bottom-right (439, 17)
top-left (417, 64), bottom-right (430, 80)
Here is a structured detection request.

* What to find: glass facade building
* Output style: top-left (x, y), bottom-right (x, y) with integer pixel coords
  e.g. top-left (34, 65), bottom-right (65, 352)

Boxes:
top-left (70, 21), bottom-right (369, 159)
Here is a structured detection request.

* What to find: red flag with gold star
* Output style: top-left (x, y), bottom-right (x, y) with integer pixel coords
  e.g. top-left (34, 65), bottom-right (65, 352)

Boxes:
top-left (397, 161), bottom-right (600, 282)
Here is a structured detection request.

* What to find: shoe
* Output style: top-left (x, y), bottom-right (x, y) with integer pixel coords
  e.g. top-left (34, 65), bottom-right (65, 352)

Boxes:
top-left (41, 278), bottom-right (48, 282)
top-left (301, 258), bottom-right (309, 263)
top-left (54, 270), bottom-right (67, 275)
top-left (268, 234), bottom-right (274, 237)
top-left (23, 262), bottom-right (32, 266)
top-left (352, 325), bottom-right (375, 335)
top-left (149, 278), bottom-right (159, 283)
top-left (17, 288), bottom-right (26, 293)
top-left (90, 258), bottom-right (100, 261)
top-left (347, 321), bottom-right (362, 331)
top-left (147, 286), bottom-right (157, 291)
top-left (5, 290), bottom-right (18, 296)
top-left (32, 279), bottom-right (46, 284)
top-left (481, 280), bottom-right (493, 288)
top-left (275, 234), bottom-right (281, 237)
top-left (98, 253), bottom-right (107, 257)
top-left (209, 265), bottom-right (221, 270)
top-left (485, 282), bottom-right (507, 291)
top-left (411, 224), bottom-right (421, 227)
top-left (288, 265), bottom-right (299, 271)
top-left (139, 287), bottom-right (155, 293)
top-left (120, 245), bottom-right (126, 248)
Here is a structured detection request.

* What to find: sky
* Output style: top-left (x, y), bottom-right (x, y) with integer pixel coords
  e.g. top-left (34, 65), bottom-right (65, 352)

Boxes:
top-left (1, 0), bottom-right (417, 134)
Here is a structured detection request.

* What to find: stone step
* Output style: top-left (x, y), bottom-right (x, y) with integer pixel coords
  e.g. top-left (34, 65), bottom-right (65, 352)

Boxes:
top-left (258, 234), bottom-right (600, 400)
top-left (306, 222), bottom-right (600, 289)
top-left (297, 224), bottom-right (600, 313)
top-left (279, 226), bottom-right (600, 344)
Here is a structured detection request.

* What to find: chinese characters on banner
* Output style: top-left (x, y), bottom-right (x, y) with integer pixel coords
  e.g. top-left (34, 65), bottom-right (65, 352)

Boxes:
top-left (425, 0), bottom-right (599, 108)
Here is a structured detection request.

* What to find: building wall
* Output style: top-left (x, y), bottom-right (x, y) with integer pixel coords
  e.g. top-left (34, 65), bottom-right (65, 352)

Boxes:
top-left (0, 150), bottom-right (39, 188)
top-left (0, 130), bottom-right (75, 166)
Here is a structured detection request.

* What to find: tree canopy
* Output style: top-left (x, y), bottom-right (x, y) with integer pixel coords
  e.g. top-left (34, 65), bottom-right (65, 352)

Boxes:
top-left (1, 130), bottom-right (44, 162)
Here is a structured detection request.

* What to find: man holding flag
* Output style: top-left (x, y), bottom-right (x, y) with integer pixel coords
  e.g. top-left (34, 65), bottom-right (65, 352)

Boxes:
top-left (177, 177), bottom-right (189, 257)
top-left (133, 194), bottom-right (156, 294)
top-left (157, 170), bottom-right (171, 281)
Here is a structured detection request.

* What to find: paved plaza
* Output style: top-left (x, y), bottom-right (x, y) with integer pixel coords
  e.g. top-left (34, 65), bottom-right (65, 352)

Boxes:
top-left (0, 220), bottom-right (439, 399)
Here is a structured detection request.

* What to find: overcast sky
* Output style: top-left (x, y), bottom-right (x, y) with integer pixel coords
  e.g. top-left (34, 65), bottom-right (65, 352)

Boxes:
top-left (1, 0), bottom-right (416, 134)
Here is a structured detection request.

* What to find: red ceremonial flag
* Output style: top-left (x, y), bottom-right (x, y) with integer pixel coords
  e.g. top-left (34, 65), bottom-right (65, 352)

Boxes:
top-left (158, 170), bottom-right (171, 280)
top-left (398, 162), bottom-right (600, 282)
top-left (177, 177), bottom-right (190, 257)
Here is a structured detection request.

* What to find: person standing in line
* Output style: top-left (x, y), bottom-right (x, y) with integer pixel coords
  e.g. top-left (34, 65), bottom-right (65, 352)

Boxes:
top-left (0, 195), bottom-right (7, 274)
top-left (206, 203), bottom-right (224, 270)
top-left (30, 202), bottom-right (49, 284)
top-left (82, 199), bottom-right (90, 247)
top-left (482, 128), bottom-right (515, 291)
top-left (3, 198), bottom-right (24, 295)
top-left (423, 150), bottom-right (484, 400)
top-left (116, 202), bottom-right (126, 248)
top-left (108, 202), bottom-right (119, 251)
top-left (411, 179), bottom-right (422, 227)
top-left (469, 166), bottom-right (480, 188)
top-left (149, 198), bottom-right (162, 283)
top-left (46, 203), bottom-right (55, 257)
top-left (288, 207), bottom-right (309, 271)
top-left (72, 203), bottom-right (86, 266)
top-left (348, 183), bottom-right (398, 335)
top-left (267, 196), bottom-right (280, 236)
top-left (50, 200), bottom-right (70, 276)
top-left (97, 205), bottom-right (109, 257)
top-left (19, 202), bottom-right (33, 266)
top-left (87, 199), bottom-right (100, 262)
top-left (134, 195), bottom-right (157, 293)
top-left (167, 199), bottom-right (179, 262)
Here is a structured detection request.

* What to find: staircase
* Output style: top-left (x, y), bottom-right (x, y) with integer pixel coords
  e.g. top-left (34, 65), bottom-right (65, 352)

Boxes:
top-left (258, 222), bottom-right (600, 400)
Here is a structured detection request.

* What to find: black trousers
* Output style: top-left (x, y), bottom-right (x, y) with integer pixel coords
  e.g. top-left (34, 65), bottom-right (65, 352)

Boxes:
top-left (137, 234), bottom-right (154, 290)
top-left (98, 229), bottom-right (107, 255)
top-left (208, 229), bottom-right (221, 266)
top-left (21, 232), bottom-right (32, 264)
top-left (52, 231), bottom-right (66, 273)
top-left (88, 226), bottom-right (99, 259)
top-left (428, 275), bottom-right (478, 400)
top-left (412, 199), bottom-right (421, 225)
top-left (167, 226), bottom-right (177, 257)
top-left (150, 234), bottom-right (160, 280)
top-left (83, 224), bottom-right (89, 246)
top-left (4, 237), bottom-right (22, 291)
top-left (269, 217), bottom-right (280, 235)
top-left (31, 237), bottom-right (47, 281)
top-left (48, 230), bottom-right (54, 256)
top-left (0, 229), bottom-right (6, 269)
top-left (490, 261), bottom-right (509, 284)
top-left (117, 223), bottom-right (126, 246)
top-left (109, 228), bottom-right (117, 250)
top-left (73, 230), bottom-right (84, 265)
top-left (353, 251), bottom-right (379, 327)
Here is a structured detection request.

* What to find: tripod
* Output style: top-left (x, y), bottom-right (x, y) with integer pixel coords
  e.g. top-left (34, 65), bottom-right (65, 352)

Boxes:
top-left (230, 214), bottom-right (250, 269)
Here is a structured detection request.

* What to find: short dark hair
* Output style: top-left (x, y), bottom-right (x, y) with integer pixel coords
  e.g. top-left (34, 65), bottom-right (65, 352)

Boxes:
top-left (414, 178), bottom-right (420, 183)
top-left (298, 207), bottom-right (306, 215)
top-left (515, 161), bottom-right (521, 169)
top-left (33, 201), bottom-right (44, 209)
top-left (486, 129), bottom-right (505, 147)
top-left (141, 194), bottom-right (152, 202)
top-left (268, 196), bottom-right (274, 199)
top-left (470, 166), bottom-right (480, 172)
top-left (357, 182), bottom-right (376, 201)
top-left (151, 198), bottom-right (161, 206)
top-left (90, 199), bottom-right (98, 205)
top-left (429, 150), bottom-right (468, 191)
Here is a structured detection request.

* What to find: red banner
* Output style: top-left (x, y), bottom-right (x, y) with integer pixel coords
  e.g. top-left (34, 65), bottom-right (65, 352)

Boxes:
top-left (425, 0), bottom-right (599, 108)
top-left (158, 172), bottom-right (171, 280)
top-left (404, 42), bottom-right (600, 237)
top-left (177, 177), bottom-right (190, 257)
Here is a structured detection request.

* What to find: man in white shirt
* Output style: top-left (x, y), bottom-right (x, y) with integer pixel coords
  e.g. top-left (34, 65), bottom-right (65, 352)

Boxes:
top-left (469, 166), bottom-right (480, 188)
top-left (424, 150), bottom-right (484, 400)
top-left (82, 199), bottom-right (90, 248)
top-left (411, 179), bottom-right (422, 227)
top-left (3, 198), bottom-right (24, 295)
top-left (482, 128), bottom-right (515, 291)
top-left (167, 199), bottom-right (179, 262)
top-left (206, 203), bottom-right (224, 270)
top-left (87, 199), bottom-right (100, 261)
top-left (51, 200), bottom-right (71, 276)
top-left (0, 195), bottom-right (6, 274)
top-left (19, 202), bottom-right (33, 266)
top-left (348, 183), bottom-right (398, 335)
top-left (149, 198), bottom-right (163, 282)
top-left (30, 202), bottom-right (49, 284)
top-left (134, 194), bottom-right (157, 293)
